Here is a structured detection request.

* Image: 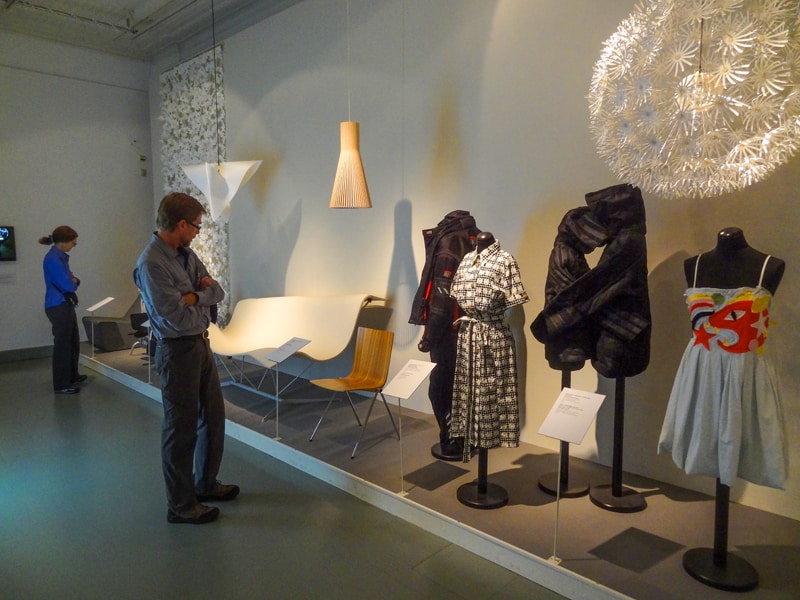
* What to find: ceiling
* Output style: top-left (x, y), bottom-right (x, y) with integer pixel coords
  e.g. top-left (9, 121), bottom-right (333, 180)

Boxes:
top-left (0, 0), bottom-right (302, 62)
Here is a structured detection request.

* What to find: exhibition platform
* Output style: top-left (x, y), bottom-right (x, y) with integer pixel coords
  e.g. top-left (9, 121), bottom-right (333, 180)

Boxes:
top-left (81, 344), bottom-right (800, 600)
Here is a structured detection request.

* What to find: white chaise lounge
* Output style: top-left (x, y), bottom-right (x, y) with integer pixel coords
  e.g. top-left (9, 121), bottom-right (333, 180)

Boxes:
top-left (207, 293), bottom-right (378, 362)
top-left (208, 293), bottom-right (382, 437)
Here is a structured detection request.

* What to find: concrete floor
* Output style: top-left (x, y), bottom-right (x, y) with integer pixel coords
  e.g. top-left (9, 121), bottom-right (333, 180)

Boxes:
top-left (7, 346), bottom-right (800, 600)
top-left (0, 356), bottom-right (566, 600)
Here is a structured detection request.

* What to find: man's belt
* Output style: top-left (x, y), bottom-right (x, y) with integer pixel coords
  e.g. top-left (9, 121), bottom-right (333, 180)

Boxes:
top-left (163, 331), bottom-right (209, 341)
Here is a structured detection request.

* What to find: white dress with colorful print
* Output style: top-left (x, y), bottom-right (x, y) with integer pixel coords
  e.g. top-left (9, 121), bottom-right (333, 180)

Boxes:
top-left (658, 256), bottom-right (787, 489)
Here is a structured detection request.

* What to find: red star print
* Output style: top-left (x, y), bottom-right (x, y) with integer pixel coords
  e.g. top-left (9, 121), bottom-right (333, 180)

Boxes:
top-left (693, 324), bottom-right (715, 350)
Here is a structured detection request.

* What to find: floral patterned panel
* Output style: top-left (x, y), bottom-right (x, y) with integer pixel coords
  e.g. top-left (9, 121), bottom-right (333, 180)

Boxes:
top-left (160, 48), bottom-right (231, 324)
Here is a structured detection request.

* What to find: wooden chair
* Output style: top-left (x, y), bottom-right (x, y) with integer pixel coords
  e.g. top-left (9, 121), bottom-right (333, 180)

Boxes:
top-left (308, 327), bottom-right (397, 458)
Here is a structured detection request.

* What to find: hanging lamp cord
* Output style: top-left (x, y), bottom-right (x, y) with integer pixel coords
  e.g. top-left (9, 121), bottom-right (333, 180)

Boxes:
top-left (346, 0), bottom-right (351, 121)
top-left (212, 0), bottom-right (221, 165)
top-left (698, 18), bottom-right (704, 76)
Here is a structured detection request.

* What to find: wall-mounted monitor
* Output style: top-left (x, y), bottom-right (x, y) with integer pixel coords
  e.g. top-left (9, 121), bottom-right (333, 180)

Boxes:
top-left (0, 226), bottom-right (17, 261)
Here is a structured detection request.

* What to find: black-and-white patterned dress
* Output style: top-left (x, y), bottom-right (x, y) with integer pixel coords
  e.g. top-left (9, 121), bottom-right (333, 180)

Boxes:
top-left (450, 240), bottom-right (528, 461)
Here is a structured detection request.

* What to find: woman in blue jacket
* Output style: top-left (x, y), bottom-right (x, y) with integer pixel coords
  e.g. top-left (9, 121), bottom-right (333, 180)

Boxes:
top-left (40, 225), bottom-right (85, 394)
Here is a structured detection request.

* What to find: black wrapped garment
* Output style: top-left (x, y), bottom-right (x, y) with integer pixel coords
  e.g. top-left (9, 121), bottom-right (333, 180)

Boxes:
top-left (530, 184), bottom-right (651, 378)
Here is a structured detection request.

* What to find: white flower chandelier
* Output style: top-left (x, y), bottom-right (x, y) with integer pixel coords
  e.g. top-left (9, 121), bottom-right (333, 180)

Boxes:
top-left (588, 0), bottom-right (800, 199)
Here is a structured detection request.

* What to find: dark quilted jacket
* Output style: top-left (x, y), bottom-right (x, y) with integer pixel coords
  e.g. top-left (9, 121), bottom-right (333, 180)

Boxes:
top-left (409, 210), bottom-right (480, 349)
top-left (530, 184), bottom-right (651, 378)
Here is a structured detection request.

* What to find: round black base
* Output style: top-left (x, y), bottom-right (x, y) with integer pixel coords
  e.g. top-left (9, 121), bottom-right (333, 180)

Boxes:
top-left (589, 484), bottom-right (646, 513)
top-left (538, 472), bottom-right (589, 498)
top-left (457, 481), bottom-right (508, 510)
top-left (431, 443), bottom-right (462, 462)
top-left (683, 548), bottom-right (758, 592)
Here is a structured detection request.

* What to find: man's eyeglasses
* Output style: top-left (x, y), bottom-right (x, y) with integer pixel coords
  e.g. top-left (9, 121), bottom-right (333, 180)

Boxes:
top-left (186, 221), bottom-right (201, 231)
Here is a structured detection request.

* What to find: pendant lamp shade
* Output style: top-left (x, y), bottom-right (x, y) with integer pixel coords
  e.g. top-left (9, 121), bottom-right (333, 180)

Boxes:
top-left (179, 0), bottom-right (260, 222)
top-left (181, 160), bottom-right (261, 223)
top-left (329, 121), bottom-right (371, 208)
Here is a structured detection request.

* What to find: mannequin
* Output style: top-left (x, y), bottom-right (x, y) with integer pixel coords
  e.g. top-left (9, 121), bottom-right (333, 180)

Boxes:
top-left (532, 184), bottom-right (650, 503)
top-left (662, 224), bottom-right (787, 487)
top-left (660, 227), bottom-right (787, 591)
top-left (450, 231), bottom-right (528, 462)
top-left (408, 210), bottom-right (481, 461)
top-left (449, 232), bottom-right (528, 508)
top-left (683, 227), bottom-right (784, 293)
top-left (474, 231), bottom-right (495, 253)
top-left (531, 183), bottom-right (650, 378)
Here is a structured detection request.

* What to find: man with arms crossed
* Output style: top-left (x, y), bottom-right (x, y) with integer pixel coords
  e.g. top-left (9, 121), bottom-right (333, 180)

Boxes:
top-left (136, 192), bottom-right (238, 524)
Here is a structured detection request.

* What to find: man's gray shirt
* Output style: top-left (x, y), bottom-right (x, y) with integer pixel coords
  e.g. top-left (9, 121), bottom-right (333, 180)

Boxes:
top-left (135, 232), bottom-right (225, 340)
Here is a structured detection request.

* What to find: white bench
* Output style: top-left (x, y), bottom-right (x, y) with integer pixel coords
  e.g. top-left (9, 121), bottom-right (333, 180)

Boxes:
top-left (208, 294), bottom-right (380, 434)
top-left (208, 293), bottom-right (377, 361)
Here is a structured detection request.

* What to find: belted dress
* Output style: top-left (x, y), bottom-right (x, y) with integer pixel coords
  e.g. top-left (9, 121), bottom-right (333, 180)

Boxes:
top-left (449, 240), bottom-right (528, 462)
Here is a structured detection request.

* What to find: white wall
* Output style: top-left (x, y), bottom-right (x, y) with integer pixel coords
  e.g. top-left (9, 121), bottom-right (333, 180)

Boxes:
top-left (188, 0), bottom-right (799, 520)
top-left (0, 32), bottom-right (154, 352)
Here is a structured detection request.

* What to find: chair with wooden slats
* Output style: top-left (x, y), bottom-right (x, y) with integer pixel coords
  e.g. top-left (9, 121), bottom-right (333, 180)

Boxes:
top-left (308, 327), bottom-right (397, 458)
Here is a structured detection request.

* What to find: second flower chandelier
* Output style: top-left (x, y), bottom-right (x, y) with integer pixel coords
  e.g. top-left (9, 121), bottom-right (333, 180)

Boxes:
top-left (588, 0), bottom-right (800, 199)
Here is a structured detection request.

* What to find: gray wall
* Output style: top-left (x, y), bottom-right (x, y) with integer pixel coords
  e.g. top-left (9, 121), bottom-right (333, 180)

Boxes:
top-left (0, 32), bottom-right (154, 352)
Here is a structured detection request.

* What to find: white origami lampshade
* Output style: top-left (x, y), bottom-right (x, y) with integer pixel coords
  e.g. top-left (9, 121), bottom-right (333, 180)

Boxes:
top-left (330, 121), bottom-right (371, 208)
top-left (182, 160), bottom-right (261, 222)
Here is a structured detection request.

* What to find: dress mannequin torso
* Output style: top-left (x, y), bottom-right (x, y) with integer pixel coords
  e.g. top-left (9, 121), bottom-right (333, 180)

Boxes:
top-left (474, 231), bottom-right (496, 253)
top-left (660, 226), bottom-right (788, 490)
top-left (684, 227), bottom-right (784, 293)
top-left (667, 227), bottom-right (789, 588)
top-left (449, 230), bottom-right (528, 461)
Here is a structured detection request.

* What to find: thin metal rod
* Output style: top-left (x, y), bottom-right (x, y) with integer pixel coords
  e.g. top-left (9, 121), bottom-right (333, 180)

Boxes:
top-left (559, 370), bottom-right (571, 492)
top-left (346, 0), bottom-right (351, 121)
top-left (713, 478), bottom-right (730, 567)
top-left (211, 0), bottom-right (221, 165)
top-left (611, 377), bottom-right (625, 496)
top-left (552, 443), bottom-right (563, 561)
top-left (698, 19), bottom-right (704, 75)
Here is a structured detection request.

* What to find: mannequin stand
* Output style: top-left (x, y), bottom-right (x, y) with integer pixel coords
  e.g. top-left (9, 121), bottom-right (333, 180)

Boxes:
top-left (590, 377), bottom-right (646, 513)
top-left (683, 479), bottom-right (758, 591)
top-left (538, 369), bottom-right (590, 498)
top-left (457, 448), bottom-right (508, 509)
top-left (431, 442), bottom-right (462, 462)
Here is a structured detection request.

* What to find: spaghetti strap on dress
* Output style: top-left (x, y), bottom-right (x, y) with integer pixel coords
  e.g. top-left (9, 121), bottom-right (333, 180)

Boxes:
top-left (658, 255), bottom-right (787, 489)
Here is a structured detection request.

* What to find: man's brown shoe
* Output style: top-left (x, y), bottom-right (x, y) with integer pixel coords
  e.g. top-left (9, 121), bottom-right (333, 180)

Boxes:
top-left (197, 481), bottom-right (240, 502)
top-left (167, 504), bottom-right (220, 524)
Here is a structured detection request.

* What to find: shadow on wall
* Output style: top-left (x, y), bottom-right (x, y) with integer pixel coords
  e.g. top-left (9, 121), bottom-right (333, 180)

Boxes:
top-left (386, 198), bottom-right (419, 348)
top-left (592, 250), bottom-right (689, 472)
top-left (429, 82), bottom-right (466, 198)
top-left (236, 196), bottom-right (302, 300)
top-left (246, 152), bottom-right (283, 208)
top-left (508, 303), bottom-right (529, 429)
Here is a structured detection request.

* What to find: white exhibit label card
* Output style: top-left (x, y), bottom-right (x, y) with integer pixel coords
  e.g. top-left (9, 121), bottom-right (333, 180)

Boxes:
top-left (538, 387), bottom-right (606, 445)
top-left (265, 337), bottom-right (311, 363)
top-left (86, 297), bottom-right (115, 312)
top-left (383, 359), bottom-right (436, 400)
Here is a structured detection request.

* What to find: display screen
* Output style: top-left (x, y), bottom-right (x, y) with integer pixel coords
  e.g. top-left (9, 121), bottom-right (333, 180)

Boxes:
top-left (0, 226), bottom-right (16, 261)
